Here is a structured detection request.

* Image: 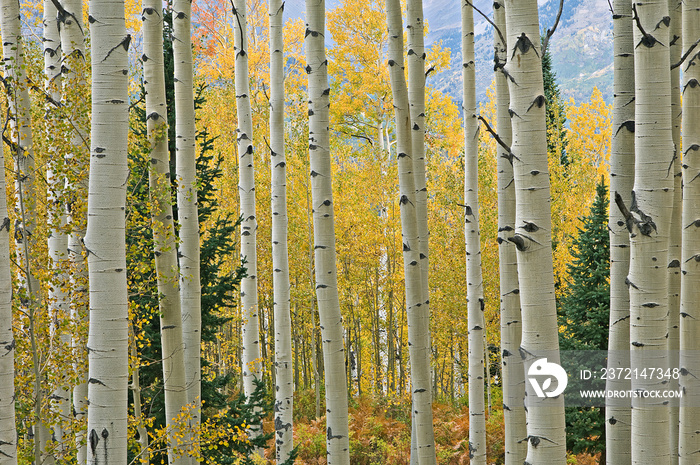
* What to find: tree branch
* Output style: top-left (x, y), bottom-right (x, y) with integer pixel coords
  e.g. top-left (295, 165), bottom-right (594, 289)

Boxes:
top-left (465, 0), bottom-right (506, 51)
top-left (541, 0), bottom-right (564, 57)
top-left (477, 115), bottom-right (512, 156)
top-left (671, 38), bottom-right (700, 70)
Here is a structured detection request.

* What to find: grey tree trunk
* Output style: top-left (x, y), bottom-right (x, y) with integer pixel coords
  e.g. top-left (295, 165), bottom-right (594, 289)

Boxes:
top-left (385, 0), bottom-right (435, 463)
top-left (57, 0), bottom-right (89, 460)
top-left (679, 0), bottom-right (700, 462)
top-left (143, 2), bottom-right (189, 463)
top-left (0, 82), bottom-right (16, 465)
top-left (0, 0), bottom-right (50, 461)
top-left (626, 0), bottom-right (674, 462)
top-left (493, 3), bottom-right (526, 464)
top-left (502, 1), bottom-right (566, 463)
top-left (305, 1), bottom-right (350, 462)
top-left (84, 0), bottom-right (130, 461)
top-left (269, 0), bottom-right (294, 461)
top-left (606, 0), bottom-right (634, 462)
top-left (172, 0), bottom-right (202, 440)
top-left (462, 3), bottom-right (485, 464)
top-left (233, 0), bottom-right (263, 425)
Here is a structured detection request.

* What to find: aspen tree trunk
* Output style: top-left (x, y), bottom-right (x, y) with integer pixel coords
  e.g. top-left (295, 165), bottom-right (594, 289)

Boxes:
top-left (385, 0), bottom-right (436, 463)
top-left (502, 1), bottom-right (566, 463)
top-left (0, 100), bottom-right (16, 465)
top-left (173, 0), bottom-right (202, 438)
top-left (667, 3), bottom-right (682, 463)
top-left (57, 1), bottom-right (89, 460)
top-left (679, 1), bottom-right (700, 462)
top-left (305, 1), bottom-right (350, 462)
top-left (493, 3), bottom-right (526, 464)
top-left (269, 0), bottom-right (294, 459)
top-left (84, 0), bottom-right (130, 461)
top-left (462, 3), bottom-right (485, 464)
top-left (233, 0), bottom-right (263, 426)
top-left (405, 0), bottom-right (433, 455)
top-left (129, 326), bottom-right (149, 465)
top-left (143, 3), bottom-right (190, 463)
top-left (624, 0), bottom-right (674, 462)
top-left (44, 0), bottom-right (72, 452)
top-left (0, 1), bottom-right (51, 461)
top-left (606, 0), bottom-right (634, 462)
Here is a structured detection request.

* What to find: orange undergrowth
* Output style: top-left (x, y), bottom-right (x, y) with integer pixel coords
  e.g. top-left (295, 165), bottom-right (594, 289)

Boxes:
top-left (256, 391), bottom-right (601, 464)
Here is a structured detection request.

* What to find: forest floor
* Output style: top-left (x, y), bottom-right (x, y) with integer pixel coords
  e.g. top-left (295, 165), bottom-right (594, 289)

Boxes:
top-left (260, 390), bottom-right (601, 464)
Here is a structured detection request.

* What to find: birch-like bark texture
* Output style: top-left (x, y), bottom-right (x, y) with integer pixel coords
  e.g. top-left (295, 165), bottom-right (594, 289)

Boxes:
top-left (305, 1), bottom-right (350, 462)
top-left (0, 1), bottom-right (50, 461)
top-left (626, 0), bottom-right (673, 462)
top-left (173, 0), bottom-right (202, 434)
top-left (462, 3), bottom-right (485, 464)
top-left (501, 1), bottom-right (566, 463)
top-left (679, 1), bottom-right (700, 462)
top-left (0, 98), bottom-right (16, 465)
top-left (606, 0), bottom-right (634, 462)
top-left (44, 0), bottom-right (72, 452)
top-left (143, 3), bottom-right (189, 463)
top-left (269, 0), bottom-right (294, 461)
top-left (667, 3), bottom-right (682, 463)
top-left (385, 1), bottom-right (435, 463)
top-left (493, 3), bottom-right (526, 464)
top-left (84, 0), bottom-right (130, 461)
top-left (233, 0), bottom-right (262, 416)
top-left (57, 1), bottom-right (89, 460)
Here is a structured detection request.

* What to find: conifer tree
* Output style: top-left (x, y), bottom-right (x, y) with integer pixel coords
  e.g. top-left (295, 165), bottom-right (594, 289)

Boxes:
top-left (558, 180), bottom-right (609, 456)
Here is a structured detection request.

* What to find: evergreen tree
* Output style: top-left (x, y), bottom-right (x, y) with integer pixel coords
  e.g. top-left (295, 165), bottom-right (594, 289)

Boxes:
top-left (542, 42), bottom-right (568, 165)
top-left (126, 10), bottom-right (273, 462)
top-left (558, 180), bottom-right (610, 455)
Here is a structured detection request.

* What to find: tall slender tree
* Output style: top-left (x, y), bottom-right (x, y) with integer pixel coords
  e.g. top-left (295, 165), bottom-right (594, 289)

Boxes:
top-left (462, 2), bottom-right (485, 464)
top-left (84, 0), bottom-right (130, 461)
top-left (0, 0), bottom-right (50, 461)
top-left (606, 0), bottom-right (634, 462)
top-left (502, 1), bottom-right (566, 463)
top-left (143, 1), bottom-right (189, 462)
top-left (618, 0), bottom-right (674, 462)
top-left (233, 0), bottom-right (263, 430)
top-left (0, 85), bottom-right (16, 465)
top-left (305, 0), bottom-right (350, 462)
top-left (492, 3), bottom-right (527, 465)
top-left (269, 0), bottom-right (294, 461)
top-left (173, 0), bottom-right (202, 439)
top-left (679, 0), bottom-right (700, 462)
top-left (57, 0), bottom-right (89, 459)
top-left (385, 0), bottom-right (435, 463)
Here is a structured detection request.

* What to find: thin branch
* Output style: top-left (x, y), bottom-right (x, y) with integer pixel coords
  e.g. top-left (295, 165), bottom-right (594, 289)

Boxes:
top-left (541, 0), bottom-right (564, 57)
top-left (672, 38), bottom-right (700, 70)
top-left (466, 0), bottom-right (506, 50)
top-left (477, 115), bottom-right (511, 154)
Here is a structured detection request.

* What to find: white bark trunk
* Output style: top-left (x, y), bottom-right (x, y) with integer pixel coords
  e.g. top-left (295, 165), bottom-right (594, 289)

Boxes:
top-left (626, 0), bottom-right (673, 462)
top-left (269, 0), bottom-right (294, 461)
top-left (462, 3), bottom-right (485, 464)
top-left (57, 1), bottom-right (89, 460)
top-left (305, 1), bottom-right (350, 462)
top-left (44, 0), bottom-right (71, 453)
top-left (385, 1), bottom-right (435, 463)
top-left (0, 1), bottom-right (51, 461)
top-left (143, 2), bottom-right (190, 463)
top-left (233, 0), bottom-right (263, 420)
top-left (606, 0), bottom-right (634, 462)
top-left (679, 0), bottom-right (700, 462)
top-left (667, 3), bottom-right (682, 463)
top-left (84, 0), bottom-right (130, 462)
top-left (493, 3), bottom-right (526, 465)
top-left (502, 1), bottom-right (566, 463)
top-left (0, 88), bottom-right (17, 465)
top-left (173, 0), bottom-right (202, 439)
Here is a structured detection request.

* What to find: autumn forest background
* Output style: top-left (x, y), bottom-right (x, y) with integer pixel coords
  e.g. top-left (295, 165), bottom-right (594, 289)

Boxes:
top-left (2, 0), bottom-right (616, 463)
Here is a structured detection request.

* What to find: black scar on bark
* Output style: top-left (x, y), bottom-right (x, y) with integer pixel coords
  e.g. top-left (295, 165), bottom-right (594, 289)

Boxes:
top-left (89, 429), bottom-right (99, 453)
